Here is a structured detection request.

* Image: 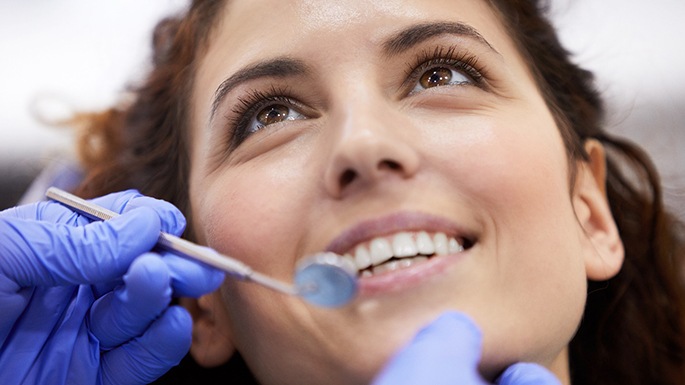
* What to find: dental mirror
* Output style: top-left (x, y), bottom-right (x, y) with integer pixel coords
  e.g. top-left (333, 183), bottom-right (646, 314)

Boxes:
top-left (45, 187), bottom-right (358, 308)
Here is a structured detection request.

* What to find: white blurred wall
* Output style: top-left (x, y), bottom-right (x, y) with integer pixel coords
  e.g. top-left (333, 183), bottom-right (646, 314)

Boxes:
top-left (0, 0), bottom-right (186, 160)
top-left (550, 0), bottom-right (685, 217)
top-left (0, 0), bottom-right (683, 214)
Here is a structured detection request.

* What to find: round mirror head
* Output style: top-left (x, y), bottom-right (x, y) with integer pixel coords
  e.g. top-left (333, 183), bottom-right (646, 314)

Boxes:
top-left (294, 252), bottom-right (358, 307)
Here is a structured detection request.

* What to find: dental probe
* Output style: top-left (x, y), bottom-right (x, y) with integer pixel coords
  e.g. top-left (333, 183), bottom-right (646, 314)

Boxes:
top-left (45, 187), bottom-right (358, 308)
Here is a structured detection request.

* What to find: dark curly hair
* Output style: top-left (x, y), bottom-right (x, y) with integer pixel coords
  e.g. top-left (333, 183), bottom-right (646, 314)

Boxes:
top-left (73, 0), bottom-right (685, 383)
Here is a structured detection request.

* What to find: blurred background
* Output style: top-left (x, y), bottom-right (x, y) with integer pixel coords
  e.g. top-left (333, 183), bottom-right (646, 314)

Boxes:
top-left (0, 0), bottom-right (683, 219)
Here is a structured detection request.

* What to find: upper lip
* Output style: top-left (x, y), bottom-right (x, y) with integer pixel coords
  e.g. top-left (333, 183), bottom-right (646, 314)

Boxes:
top-left (324, 211), bottom-right (476, 256)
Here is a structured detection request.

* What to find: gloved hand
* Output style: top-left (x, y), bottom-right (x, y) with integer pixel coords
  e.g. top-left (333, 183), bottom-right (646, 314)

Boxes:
top-left (373, 312), bottom-right (561, 385)
top-left (0, 190), bottom-right (225, 385)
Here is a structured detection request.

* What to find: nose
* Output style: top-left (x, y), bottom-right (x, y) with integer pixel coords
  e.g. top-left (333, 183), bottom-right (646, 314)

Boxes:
top-left (323, 105), bottom-right (420, 198)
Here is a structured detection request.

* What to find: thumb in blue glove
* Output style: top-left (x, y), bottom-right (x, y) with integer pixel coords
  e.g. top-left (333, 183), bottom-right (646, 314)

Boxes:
top-left (372, 312), bottom-right (561, 385)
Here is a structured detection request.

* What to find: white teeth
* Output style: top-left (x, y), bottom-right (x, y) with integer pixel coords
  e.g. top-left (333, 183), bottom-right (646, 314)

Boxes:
top-left (392, 232), bottom-right (418, 257)
top-left (433, 232), bottom-right (449, 255)
top-left (369, 238), bottom-right (393, 266)
top-left (371, 256), bottom-right (428, 275)
top-left (353, 245), bottom-right (372, 270)
top-left (448, 237), bottom-right (464, 254)
top-left (349, 231), bottom-right (467, 272)
top-left (341, 254), bottom-right (358, 270)
top-left (416, 231), bottom-right (435, 255)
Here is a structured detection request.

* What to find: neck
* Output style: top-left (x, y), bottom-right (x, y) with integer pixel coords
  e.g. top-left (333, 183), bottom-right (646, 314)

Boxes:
top-left (548, 347), bottom-right (571, 385)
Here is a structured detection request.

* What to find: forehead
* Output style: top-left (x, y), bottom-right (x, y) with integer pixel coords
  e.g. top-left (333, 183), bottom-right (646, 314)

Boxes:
top-left (222, 0), bottom-right (498, 30)
top-left (201, 0), bottom-right (514, 72)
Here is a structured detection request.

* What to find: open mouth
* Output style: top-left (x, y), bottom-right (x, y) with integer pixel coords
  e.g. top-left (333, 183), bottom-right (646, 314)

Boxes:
top-left (341, 231), bottom-right (474, 277)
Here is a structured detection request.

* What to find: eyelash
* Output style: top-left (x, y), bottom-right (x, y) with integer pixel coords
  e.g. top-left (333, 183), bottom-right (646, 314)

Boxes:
top-left (228, 85), bottom-right (300, 148)
top-left (227, 46), bottom-right (487, 147)
top-left (404, 46), bottom-right (486, 93)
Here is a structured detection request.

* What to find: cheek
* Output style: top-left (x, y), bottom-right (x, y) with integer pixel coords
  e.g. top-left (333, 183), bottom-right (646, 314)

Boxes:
top-left (193, 162), bottom-right (311, 277)
top-left (420, 111), bottom-right (587, 363)
top-left (421, 106), bottom-right (571, 222)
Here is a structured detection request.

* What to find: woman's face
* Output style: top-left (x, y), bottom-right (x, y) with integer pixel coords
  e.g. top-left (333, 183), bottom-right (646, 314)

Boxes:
top-left (187, 0), bottom-right (608, 383)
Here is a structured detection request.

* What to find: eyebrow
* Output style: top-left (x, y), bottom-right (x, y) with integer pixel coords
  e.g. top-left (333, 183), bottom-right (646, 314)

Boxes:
top-left (210, 58), bottom-right (308, 121)
top-left (382, 21), bottom-right (498, 56)
top-left (209, 22), bottom-right (496, 121)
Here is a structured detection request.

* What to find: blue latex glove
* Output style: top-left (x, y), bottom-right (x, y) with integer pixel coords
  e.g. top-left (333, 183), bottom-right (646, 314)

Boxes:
top-left (373, 312), bottom-right (561, 385)
top-left (0, 190), bottom-right (225, 385)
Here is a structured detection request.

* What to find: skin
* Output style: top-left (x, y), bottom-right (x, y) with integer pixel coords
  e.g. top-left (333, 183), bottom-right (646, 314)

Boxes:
top-left (186, 0), bottom-right (624, 384)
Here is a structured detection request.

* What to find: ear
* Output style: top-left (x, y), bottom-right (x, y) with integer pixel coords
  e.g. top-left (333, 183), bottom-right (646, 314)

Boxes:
top-left (573, 139), bottom-right (625, 281)
top-left (180, 291), bottom-right (236, 367)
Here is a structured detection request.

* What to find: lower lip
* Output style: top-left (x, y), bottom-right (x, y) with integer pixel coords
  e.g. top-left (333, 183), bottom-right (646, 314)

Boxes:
top-left (356, 250), bottom-right (469, 297)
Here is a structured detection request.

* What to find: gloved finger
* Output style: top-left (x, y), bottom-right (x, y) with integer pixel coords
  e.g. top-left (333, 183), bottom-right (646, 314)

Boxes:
top-left (161, 251), bottom-right (225, 298)
top-left (101, 305), bottom-right (192, 385)
top-left (90, 193), bottom-right (189, 298)
top-left (1, 198), bottom-right (88, 226)
top-left (2, 189), bottom-right (186, 237)
top-left (497, 363), bottom-right (561, 385)
top-left (91, 193), bottom-right (190, 297)
top-left (93, 247), bottom-right (225, 300)
top-left (0, 207), bottom-right (161, 288)
top-left (372, 312), bottom-right (484, 385)
top-left (85, 190), bottom-right (186, 236)
top-left (89, 253), bottom-right (172, 350)
top-left (91, 244), bottom-right (225, 300)
top-left (1, 189), bottom-right (146, 226)
top-left (114, 196), bottom-right (186, 236)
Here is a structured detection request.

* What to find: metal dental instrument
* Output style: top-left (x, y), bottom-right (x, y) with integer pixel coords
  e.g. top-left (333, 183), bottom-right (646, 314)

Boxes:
top-left (45, 187), bottom-right (358, 308)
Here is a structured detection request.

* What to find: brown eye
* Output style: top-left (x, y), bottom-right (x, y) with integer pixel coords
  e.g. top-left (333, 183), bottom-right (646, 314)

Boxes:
top-left (420, 67), bottom-right (453, 88)
top-left (257, 104), bottom-right (290, 126)
top-left (242, 98), bottom-right (306, 135)
top-left (411, 65), bottom-right (472, 94)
